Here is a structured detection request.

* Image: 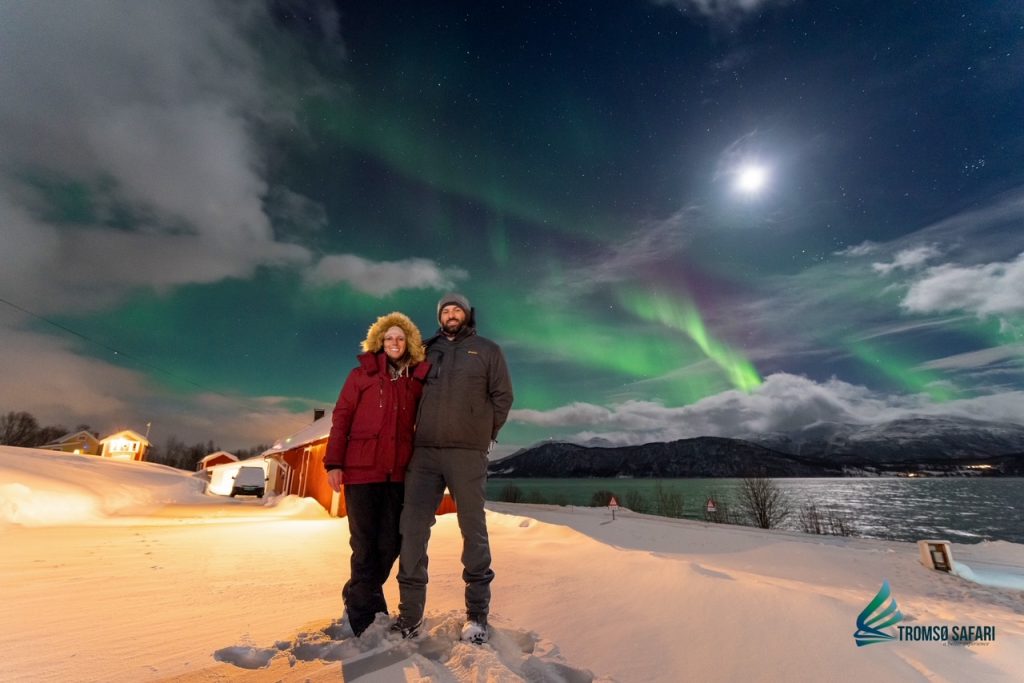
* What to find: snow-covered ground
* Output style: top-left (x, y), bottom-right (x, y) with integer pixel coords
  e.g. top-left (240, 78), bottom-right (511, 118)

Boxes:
top-left (1, 446), bottom-right (1022, 682)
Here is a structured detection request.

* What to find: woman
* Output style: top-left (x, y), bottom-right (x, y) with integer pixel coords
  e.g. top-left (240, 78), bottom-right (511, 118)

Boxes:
top-left (324, 311), bottom-right (429, 637)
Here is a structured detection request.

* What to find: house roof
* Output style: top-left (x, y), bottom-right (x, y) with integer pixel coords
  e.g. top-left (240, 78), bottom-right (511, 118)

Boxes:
top-left (262, 415), bottom-right (331, 456)
top-left (40, 430), bottom-right (100, 447)
top-left (99, 429), bottom-right (151, 446)
top-left (198, 451), bottom-right (238, 465)
top-left (206, 454), bottom-right (268, 472)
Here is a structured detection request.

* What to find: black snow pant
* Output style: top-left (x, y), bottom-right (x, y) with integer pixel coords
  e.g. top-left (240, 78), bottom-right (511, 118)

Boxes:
top-left (397, 447), bottom-right (493, 624)
top-left (343, 481), bottom-right (404, 636)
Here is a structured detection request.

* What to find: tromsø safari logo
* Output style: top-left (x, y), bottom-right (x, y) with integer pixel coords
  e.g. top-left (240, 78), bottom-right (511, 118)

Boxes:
top-left (855, 581), bottom-right (996, 648)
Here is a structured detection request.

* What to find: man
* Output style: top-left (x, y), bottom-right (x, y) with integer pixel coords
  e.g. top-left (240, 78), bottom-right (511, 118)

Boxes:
top-left (394, 293), bottom-right (513, 644)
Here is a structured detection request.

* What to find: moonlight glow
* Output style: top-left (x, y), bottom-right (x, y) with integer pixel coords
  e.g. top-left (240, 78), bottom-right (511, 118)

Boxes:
top-left (736, 165), bottom-right (768, 194)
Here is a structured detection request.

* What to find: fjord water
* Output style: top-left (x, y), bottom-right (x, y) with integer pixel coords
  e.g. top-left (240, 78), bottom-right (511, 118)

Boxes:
top-left (486, 477), bottom-right (1024, 544)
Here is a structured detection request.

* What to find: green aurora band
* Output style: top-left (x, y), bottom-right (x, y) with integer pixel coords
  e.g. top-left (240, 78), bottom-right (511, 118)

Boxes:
top-left (844, 339), bottom-right (958, 402)
top-left (310, 99), bottom-right (562, 229)
top-left (618, 290), bottom-right (762, 392)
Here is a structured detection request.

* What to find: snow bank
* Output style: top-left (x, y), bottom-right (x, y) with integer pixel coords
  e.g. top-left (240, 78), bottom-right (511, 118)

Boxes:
top-left (262, 492), bottom-right (334, 519)
top-left (0, 446), bottom-right (335, 526)
top-left (954, 562), bottom-right (1024, 591)
top-left (945, 540), bottom-right (1024, 590)
top-left (0, 446), bottom-right (211, 525)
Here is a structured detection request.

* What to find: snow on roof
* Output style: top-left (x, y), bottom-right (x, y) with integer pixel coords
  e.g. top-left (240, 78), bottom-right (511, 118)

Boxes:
top-left (198, 451), bottom-right (238, 465)
top-left (262, 415), bottom-right (331, 455)
top-left (205, 454), bottom-right (268, 472)
top-left (99, 429), bottom-right (151, 446)
top-left (40, 430), bottom-right (99, 447)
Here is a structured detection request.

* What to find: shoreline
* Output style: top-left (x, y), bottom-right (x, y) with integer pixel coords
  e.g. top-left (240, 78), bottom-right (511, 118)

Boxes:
top-left (485, 476), bottom-right (1024, 545)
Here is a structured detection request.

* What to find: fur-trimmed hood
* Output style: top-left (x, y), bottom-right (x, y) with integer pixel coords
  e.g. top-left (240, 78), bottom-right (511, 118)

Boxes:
top-left (361, 311), bottom-right (425, 364)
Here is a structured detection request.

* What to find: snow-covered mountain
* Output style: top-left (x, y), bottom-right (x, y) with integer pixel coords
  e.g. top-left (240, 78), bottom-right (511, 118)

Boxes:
top-left (744, 416), bottom-right (1024, 462)
top-left (494, 416), bottom-right (1024, 478)
top-left (489, 437), bottom-right (845, 478)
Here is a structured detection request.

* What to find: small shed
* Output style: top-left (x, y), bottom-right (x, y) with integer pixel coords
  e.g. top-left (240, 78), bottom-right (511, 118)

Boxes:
top-left (197, 451), bottom-right (238, 471)
top-left (263, 415), bottom-right (457, 518)
top-left (38, 430), bottom-right (101, 455)
top-left (99, 429), bottom-right (150, 461)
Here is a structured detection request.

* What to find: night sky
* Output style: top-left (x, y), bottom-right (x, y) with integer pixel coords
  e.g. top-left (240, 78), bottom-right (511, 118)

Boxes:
top-left (1, 1), bottom-right (1022, 454)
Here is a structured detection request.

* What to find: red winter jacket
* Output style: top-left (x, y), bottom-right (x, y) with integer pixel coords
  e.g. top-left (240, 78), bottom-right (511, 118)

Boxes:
top-left (323, 352), bottom-right (429, 484)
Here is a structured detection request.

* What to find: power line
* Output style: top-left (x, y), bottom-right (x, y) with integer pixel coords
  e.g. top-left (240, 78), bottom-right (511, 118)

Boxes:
top-left (0, 295), bottom-right (213, 392)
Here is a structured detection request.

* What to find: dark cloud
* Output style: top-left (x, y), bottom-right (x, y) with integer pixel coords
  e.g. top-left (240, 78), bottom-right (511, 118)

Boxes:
top-left (0, 2), bottom-right (306, 311)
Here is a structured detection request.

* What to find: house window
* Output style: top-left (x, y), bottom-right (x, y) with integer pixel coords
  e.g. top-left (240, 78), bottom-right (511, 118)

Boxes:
top-left (107, 438), bottom-right (140, 458)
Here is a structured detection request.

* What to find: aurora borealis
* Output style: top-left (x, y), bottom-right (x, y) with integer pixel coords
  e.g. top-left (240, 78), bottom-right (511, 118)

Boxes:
top-left (1, 1), bottom-right (1023, 452)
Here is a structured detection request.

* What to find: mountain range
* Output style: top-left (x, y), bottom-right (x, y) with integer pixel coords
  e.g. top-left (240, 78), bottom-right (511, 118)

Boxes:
top-left (491, 416), bottom-right (1024, 478)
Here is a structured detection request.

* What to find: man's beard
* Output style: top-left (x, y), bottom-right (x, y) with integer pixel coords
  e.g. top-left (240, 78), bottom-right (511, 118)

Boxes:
top-left (443, 319), bottom-right (465, 335)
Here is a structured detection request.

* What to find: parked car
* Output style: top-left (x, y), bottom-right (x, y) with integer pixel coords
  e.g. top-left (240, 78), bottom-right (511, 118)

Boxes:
top-left (230, 466), bottom-right (267, 498)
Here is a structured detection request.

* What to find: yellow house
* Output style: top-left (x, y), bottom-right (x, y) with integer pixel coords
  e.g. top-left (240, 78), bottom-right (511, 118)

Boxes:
top-left (38, 430), bottom-right (102, 455)
top-left (99, 430), bottom-right (151, 461)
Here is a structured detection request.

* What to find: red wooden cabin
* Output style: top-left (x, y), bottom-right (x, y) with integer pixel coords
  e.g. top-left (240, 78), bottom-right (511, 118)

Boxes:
top-left (264, 415), bottom-right (456, 517)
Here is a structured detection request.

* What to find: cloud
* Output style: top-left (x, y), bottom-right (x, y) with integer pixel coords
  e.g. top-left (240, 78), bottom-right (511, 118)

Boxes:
top-left (836, 241), bottom-right (880, 257)
top-left (902, 188), bottom-right (1024, 265)
top-left (265, 187), bottom-right (331, 241)
top-left (918, 345), bottom-right (1024, 372)
top-left (511, 372), bottom-right (1024, 445)
top-left (0, 1), bottom-right (328, 313)
top-left (850, 317), bottom-right (969, 343)
top-left (901, 252), bottom-right (1024, 317)
top-left (541, 208), bottom-right (698, 302)
top-left (1, 227), bottom-right (310, 313)
top-left (713, 130), bottom-right (768, 183)
top-left (155, 393), bottom-right (320, 451)
top-left (508, 403), bottom-right (615, 428)
top-left (306, 255), bottom-right (468, 297)
top-left (720, 188), bottom-right (1024, 362)
top-left (84, 102), bottom-right (275, 243)
top-left (0, 322), bottom-right (140, 423)
top-left (652, 0), bottom-right (794, 20)
top-left (872, 245), bottom-right (943, 275)
top-left (0, 194), bottom-right (61, 303)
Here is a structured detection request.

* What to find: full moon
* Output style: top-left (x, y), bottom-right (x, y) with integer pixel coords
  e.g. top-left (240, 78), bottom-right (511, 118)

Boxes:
top-left (736, 165), bottom-right (768, 194)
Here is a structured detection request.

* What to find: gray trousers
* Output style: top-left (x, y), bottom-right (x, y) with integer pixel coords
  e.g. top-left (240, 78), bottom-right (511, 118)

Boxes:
top-left (397, 447), bottom-right (493, 623)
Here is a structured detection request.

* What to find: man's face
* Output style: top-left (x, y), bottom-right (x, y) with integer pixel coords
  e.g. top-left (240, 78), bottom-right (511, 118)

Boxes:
top-left (440, 304), bottom-right (467, 335)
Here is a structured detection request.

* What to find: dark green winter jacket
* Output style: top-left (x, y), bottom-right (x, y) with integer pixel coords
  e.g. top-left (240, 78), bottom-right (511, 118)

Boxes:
top-left (414, 325), bottom-right (513, 451)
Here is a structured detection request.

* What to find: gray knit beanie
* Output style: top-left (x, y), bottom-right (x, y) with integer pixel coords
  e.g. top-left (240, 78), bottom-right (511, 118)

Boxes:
top-left (437, 292), bottom-right (471, 323)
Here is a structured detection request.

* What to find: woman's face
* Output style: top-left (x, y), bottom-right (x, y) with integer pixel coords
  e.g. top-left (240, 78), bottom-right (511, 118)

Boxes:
top-left (383, 326), bottom-right (407, 361)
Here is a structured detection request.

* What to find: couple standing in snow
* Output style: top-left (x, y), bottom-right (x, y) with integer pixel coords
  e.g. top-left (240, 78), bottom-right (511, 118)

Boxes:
top-left (323, 293), bottom-right (514, 645)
